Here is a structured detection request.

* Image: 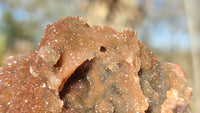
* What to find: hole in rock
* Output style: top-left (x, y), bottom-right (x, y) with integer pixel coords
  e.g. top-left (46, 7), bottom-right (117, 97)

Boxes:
top-left (84, 23), bottom-right (90, 27)
top-left (100, 46), bottom-right (106, 53)
top-left (59, 59), bottom-right (94, 108)
top-left (117, 63), bottom-right (122, 68)
top-left (54, 55), bottom-right (63, 68)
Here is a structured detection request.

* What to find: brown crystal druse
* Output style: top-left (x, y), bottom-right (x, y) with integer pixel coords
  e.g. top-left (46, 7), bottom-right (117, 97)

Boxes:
top-left (0, 17), bottom-right (192, 113)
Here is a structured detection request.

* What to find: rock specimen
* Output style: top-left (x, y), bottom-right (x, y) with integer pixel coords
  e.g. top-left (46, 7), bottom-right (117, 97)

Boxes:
top-left (0, 17), bottom-right (192, 113)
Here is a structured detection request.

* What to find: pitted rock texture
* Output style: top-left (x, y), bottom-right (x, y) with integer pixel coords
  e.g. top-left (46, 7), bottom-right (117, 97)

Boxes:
top-left (0, 17), bottom-right (192, 113)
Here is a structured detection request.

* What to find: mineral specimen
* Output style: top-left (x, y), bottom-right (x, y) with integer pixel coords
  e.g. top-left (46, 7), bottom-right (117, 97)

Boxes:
top-left (0, 17), bottom-right (192, 113)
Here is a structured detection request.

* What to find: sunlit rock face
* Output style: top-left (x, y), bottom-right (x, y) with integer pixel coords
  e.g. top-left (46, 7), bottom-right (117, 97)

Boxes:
top-left (0, 17), bottom-right (192, 113)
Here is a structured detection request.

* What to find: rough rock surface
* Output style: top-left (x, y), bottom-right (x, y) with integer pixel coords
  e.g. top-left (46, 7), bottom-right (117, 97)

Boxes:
top-left (0, 17), bottom-right (192, 113)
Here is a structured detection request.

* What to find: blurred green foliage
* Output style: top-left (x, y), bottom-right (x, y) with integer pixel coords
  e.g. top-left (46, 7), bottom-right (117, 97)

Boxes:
top-left (0, 33), bottom-right (7, 66)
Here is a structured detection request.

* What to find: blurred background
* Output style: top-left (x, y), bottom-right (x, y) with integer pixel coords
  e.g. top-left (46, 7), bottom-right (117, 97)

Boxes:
top-left (0, 0), bottom-right (199, 112)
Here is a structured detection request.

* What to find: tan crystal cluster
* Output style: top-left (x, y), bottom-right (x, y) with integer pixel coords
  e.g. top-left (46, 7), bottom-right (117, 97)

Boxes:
top-left (0, 17), bottom-right (192, 113)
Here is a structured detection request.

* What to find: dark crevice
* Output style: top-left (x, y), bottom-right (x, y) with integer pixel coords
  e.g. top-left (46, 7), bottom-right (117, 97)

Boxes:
top-left (59, 59), bottom-right (94, 108)
top-left (145, 106), bottom-right (152, 113)
top-left (138, 68), bottom-right (143, 78)
top-left (138, 68), bottom-right (143, 90)
top-left (54, 54), bottom-right (63, 68)
top-left (100, 46), bottom-right (106, 53)
top-left (138, 68), bottom-right (152, 113)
